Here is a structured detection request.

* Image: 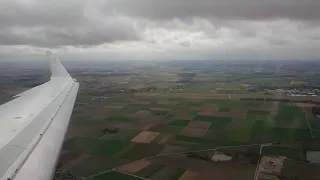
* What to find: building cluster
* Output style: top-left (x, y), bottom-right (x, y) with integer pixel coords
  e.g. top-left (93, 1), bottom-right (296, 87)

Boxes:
top-left (91, 96), bottom-right (111, 100)
top-left (265, 88), bottom-right (320, 96)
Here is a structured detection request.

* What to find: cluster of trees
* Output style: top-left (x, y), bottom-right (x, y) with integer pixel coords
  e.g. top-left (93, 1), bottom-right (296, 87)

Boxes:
top-left (54, 171), bottom-right (85, 180)
top-left (128, 86), bottom-right (158, 92)
top-left (102, 128), bottom-right (119, 134)
top-left (186, 152), bottom-right (210, 161)
top-left (241, 98), bottom-right (320, 104)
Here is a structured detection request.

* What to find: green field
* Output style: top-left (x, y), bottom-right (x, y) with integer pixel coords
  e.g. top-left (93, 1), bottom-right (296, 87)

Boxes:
top-left (161, 126), bottom-right (184, 134)
top-left (184, 85), bottom-right (212, 93)
top-left (275, 104), bottom-right (308, 128)
top-left (173, 135), bottom-right (248, 146)
top-left (247, 102), bottom-right (260, 107)
top-left (120, 144), bottom-right (164, 161)
top-left (56, 61), bottom-right (320, 179)
top-left (226, 118), bottom-right (256, 142)
top-left (251, 121), bottom-right (311, 142)
top-left (313, 130), bottom-right (320, 137)
top-left (173, 135), bottom-right (216, 145)
top-left (194, 115), bottom-right (232, 123)
top-left (169, 119), bottom-right (190, 127)
top-left (71, 117), bottom-right (105, 126)
top-left (105, 116), bottom-right (140, 122)
top-left (262, 146), bottom-right (306, 161)
top-left (70, 157), bottom-right (130, 177)
top-left (207, 117), bottom-right (233, 132)
top-left (218, 107), bottom-right (229, 112)
top-left (246, 114), bottom-right (273, 121)
top-left (63, 137), bottom-right (131, 156)
top-left (101, 129), bottom-right (141, 141)
top-left (291, 80), bottom-right (306, 85)
top-left (64, 98), bottom-right (314, 178)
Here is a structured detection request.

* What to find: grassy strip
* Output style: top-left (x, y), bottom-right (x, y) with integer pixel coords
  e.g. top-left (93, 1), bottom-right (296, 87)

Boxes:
top-left (262, 146), bottom-right (305, 161)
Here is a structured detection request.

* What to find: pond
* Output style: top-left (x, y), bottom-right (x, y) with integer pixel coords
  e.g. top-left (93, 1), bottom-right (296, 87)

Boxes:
top-left (306, 151), bottom-right (320, 164)
top-left (211, 153), bottom-right (232, 162)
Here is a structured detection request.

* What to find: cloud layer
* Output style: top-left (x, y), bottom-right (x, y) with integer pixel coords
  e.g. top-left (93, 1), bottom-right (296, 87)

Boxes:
top-left (0, 0), bottom-right (139, 47)
top-left (104, 0), bottom-right (320, 21)
top-left (1, 0), bottom-right (320, 60)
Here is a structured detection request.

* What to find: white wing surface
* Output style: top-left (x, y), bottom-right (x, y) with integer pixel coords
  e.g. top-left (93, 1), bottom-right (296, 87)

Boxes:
top-left (0, 51), bottom-right (79, 180)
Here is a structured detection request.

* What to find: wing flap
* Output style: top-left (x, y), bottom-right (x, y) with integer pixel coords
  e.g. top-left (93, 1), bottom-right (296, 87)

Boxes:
top-left (0, 51), bottom-right (79, 180)
top-left (14, 83), bottom-right (79, 180)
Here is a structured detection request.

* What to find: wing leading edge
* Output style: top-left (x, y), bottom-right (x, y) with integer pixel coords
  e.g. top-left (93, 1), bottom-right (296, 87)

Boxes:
top-left (0, 51), bottom-right (79, 180)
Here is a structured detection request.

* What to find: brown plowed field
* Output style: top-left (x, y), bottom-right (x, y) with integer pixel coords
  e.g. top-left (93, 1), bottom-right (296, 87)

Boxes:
top-left (131, 131), bottom-right (160, 143)
top-left (117, 160), bottom-right (151, 174)
top-left (178, 171), bottom-right (199, 180)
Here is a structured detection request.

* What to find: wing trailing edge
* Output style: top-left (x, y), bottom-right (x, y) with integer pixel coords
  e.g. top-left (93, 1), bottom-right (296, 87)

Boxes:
top-left (0, 51), bottom-right (79, 180)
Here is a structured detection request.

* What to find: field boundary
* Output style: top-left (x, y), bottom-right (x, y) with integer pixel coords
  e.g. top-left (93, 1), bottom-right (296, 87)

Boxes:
top-left (113, 169), bottom-right (148, 180)
top-left (86, 143), bottom-right (269, 179)
top-left (304, 109), bottom-right (314, 138)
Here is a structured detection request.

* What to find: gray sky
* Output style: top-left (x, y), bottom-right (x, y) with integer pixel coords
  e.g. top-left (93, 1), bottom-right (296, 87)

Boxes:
top-left (1, 0), bottom-right (320, 61)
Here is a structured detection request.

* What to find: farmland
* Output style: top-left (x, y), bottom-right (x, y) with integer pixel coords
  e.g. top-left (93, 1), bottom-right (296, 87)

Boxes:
top-left (15, 60), bottom-right (317, 180)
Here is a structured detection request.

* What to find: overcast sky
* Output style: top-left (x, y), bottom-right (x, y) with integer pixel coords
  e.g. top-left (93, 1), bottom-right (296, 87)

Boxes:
top-left (1, 0), bottom-right (320, 61)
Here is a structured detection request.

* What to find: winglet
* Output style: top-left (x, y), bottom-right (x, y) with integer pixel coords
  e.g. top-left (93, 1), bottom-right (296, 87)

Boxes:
top-left (46, 50), bottom-right (70, 78)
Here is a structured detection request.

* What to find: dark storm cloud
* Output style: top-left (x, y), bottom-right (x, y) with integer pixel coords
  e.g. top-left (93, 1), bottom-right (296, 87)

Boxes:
top-left (105, 0), bottom-right (320, 21)
top-left (0, 27), bottom-right (138, 47)
top-left (0, 0), bottom-right (139, 47)
top-left (1, 0), bottom-right (320, 50)
top-left (0, 1), bottom-right (85, 28)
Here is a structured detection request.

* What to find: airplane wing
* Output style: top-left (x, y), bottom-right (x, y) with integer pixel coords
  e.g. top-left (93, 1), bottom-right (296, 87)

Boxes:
top-left (0, 51), bottom-right (79, 180)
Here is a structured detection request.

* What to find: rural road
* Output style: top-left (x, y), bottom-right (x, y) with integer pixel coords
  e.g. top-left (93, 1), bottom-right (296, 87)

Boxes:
top-left (303, 108), bottom-right (314, 138)
top-left (86, 142), bottom-right (272, 179)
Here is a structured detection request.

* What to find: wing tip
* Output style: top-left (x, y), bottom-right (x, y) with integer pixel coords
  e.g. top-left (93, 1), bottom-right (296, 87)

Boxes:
top-left (46, 50), bottom-right (70, 78)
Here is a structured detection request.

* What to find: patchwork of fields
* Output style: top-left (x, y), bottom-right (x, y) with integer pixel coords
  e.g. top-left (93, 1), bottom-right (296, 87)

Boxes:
top-left (2, 55), bottom-right (320, 180)
top-left (58, 95), bottom-right (319, 180)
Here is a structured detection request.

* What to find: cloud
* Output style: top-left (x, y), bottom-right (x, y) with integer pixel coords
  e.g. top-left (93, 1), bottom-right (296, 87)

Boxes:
top-left (104, 0), bottom-right (320, 21)
top-left (0, 0), bottom-right (139, 47)
top-left (1, 0), bottom-right (320, 60)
